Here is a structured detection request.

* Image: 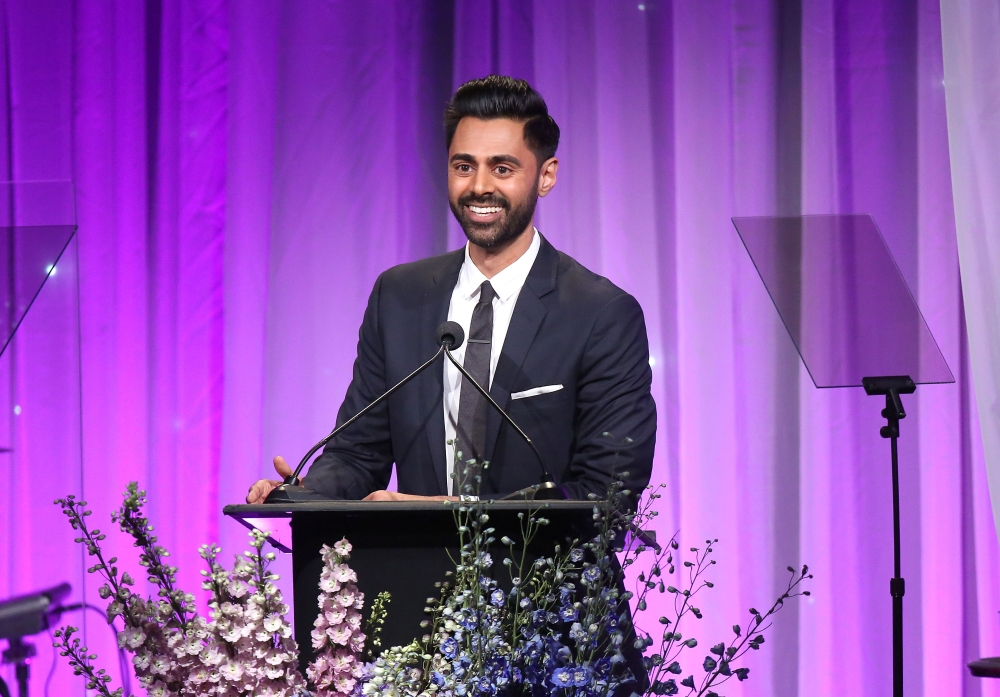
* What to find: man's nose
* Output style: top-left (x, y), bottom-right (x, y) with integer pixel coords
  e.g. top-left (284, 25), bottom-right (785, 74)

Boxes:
top-left (471, 167), bottom-right (494, 196)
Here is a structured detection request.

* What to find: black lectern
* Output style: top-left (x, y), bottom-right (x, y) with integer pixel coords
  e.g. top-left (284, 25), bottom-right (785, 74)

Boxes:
top-left (224, 501), bottom-right (597, 672)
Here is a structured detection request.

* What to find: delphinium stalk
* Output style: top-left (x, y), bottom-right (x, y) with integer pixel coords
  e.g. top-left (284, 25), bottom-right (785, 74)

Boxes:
top-left (307, 539), bottom-right (367, 696)
top-left (53, 626), bottom-right (123, 697)
top-left (55, 491), bottom-right (187, 695)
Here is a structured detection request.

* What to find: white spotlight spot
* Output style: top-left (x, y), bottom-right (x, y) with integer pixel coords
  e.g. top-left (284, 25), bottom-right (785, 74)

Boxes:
top-left (638, 3), bottom-right (645, 9)
top-left (13, 405), bottom-right (21, 415)
top-left (45, 264), bottom-right (57, 276)
top-left (648, 356), bottom-right (657, 367)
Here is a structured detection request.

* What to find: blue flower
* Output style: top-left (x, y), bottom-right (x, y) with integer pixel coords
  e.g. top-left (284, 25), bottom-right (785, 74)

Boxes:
top-left (570, 548), bottom-right (584, 562)
top-left (519, 596), bottom-right (533, 610)
top-left (550, 667), bottom-right (574, 687)
top-left (532, 610), bottom-right (547, 627)
top-left (490, 589), bottom-right (505, 607)
top-left (570, 665), bottom-right (592, 687)
top-left (430, 671), bottom-right (446, 686)
top-left (558, 604), bottom-right (579, 622)
top-left (581, 565), bottom-right (601, 586)
top-left (441, 636), bottom-right (458, 659)
top-left (486, 656), bottom-right (512, 685)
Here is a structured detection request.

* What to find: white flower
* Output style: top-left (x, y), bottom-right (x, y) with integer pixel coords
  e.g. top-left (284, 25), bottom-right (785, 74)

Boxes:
top-left (333, 539), bottom-right (352, 556)
top-left (325, 607), bottom-right (348, 625)
top-left (132, 652), bottom-right (151, 671)
top-left (122, 626), bottom-right (146, 649)
top-left (263, 613), bottom-right (283, 632)
top-left (336, 675), bottom-right (358, 692)
top-left (336, 586), bottom-right (358, 608)
top-left (320, 574), bottom-right (342, 593)
top-left (220, 660), bottom-right (245, 682)
top-left (149, 655), bottom-right (171, 675)
top-left (328, 624), bottom-right (352, 645)
top-left (228, 579), bottom-right (250, 597)
top-left (332, 564), bottom-right (358, 583)
top-left (346, 610), bottom-right (362, 630)
top-left (147, 681), bottom-right (168, 697)
top-left (201, 644), bottom-right (225, 666)
top-left (189, 667), bottom-right (210, 684)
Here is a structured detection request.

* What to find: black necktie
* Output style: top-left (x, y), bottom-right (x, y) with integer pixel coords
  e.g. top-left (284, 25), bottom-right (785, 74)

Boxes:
top-left (455, 281), bottom-right (495, 492)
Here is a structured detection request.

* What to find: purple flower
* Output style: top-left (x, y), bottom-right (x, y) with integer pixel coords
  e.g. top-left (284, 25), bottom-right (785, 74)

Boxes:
top-left (490, 589), bottom-right (505, 607)
top-left (559, 604), bottom-right (579, 622)
top-left (441, 636), bottom-right (458, 658)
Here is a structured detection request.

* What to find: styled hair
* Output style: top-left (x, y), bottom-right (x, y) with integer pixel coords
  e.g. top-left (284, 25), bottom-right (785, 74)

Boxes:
top-left (444, 75), bottom-right (560, 165)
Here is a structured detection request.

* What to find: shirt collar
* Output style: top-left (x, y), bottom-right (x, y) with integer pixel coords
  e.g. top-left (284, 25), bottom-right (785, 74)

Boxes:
top-left (456, 228), bottom-right (541, 303)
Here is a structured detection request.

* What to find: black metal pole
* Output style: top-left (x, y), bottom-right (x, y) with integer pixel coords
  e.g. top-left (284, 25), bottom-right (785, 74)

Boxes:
top-left (889, 429), bottom-right (904, 697)
top-left (863, 376), bottom-right (914, 697)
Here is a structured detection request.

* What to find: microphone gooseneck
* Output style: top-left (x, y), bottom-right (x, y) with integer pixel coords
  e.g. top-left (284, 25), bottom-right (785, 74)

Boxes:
top-left (263, 322), bottom-right (463, 504)
top-left (442, 346), bottom-right (563, 499)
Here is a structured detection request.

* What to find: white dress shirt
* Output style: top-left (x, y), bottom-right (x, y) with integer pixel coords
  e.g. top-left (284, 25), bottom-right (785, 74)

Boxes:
top-left (443, 229), bottom-right (541, 493)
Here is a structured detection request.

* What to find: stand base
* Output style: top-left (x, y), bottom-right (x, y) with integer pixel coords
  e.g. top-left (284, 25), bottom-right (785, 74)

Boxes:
top-left (500, 480), bottom-right (568, 501)
top-left (263, 484), bottom-right (336, 504)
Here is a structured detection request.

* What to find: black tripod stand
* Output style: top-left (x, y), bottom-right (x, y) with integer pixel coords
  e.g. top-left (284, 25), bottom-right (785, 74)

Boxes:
top-left (862, 375), bottom-right (915, 697)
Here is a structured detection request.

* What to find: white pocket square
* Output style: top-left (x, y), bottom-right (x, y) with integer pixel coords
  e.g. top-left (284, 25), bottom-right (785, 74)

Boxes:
top-left (510, 384), bottom-right (564, 400)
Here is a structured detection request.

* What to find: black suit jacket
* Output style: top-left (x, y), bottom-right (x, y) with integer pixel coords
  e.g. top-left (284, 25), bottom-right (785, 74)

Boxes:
top-left (304, 235), bottom-right (656, 501)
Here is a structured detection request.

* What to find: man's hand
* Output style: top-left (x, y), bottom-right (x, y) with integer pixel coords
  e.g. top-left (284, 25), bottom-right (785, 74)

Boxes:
top-left (246, 456), bottom-right (296, 504)
top-left (362, 491), bottom-right (457, 502)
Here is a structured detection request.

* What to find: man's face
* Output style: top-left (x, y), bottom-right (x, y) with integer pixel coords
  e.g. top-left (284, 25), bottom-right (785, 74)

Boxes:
top-left (448, 117), bottom-right (543, 250)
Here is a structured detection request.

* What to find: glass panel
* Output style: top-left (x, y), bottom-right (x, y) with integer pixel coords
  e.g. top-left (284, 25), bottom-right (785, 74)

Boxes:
top-left (732, 214), bottom-right (954, 388)
top-left (0, 181), bottom-right (77, 357)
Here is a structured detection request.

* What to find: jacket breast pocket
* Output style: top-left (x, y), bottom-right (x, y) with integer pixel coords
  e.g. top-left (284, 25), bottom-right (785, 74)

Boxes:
top-left (507, 386), bottom-right (572, 414)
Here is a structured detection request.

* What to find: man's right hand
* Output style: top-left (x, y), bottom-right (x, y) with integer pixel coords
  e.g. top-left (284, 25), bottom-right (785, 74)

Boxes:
top-left (246, 456), bottom-right (296, 504)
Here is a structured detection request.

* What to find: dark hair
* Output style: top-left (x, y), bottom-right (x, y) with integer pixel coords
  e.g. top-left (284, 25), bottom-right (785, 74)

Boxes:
top-left (444, 75), bottom-right (560, 165)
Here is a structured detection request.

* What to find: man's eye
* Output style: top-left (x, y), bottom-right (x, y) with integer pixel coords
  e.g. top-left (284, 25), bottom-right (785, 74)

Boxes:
top-left (495, 166), bottom-right (510, 175)
top-left (456, 164), bottom-right (472, 173)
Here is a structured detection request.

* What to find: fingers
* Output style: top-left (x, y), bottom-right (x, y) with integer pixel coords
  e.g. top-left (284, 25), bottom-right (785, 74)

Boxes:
top-left (361, 490), bottom-right (456, 502)
top-left (246, 479), bottom-right (281, 504)
top-left (273, 455), bottom-right (294, 478)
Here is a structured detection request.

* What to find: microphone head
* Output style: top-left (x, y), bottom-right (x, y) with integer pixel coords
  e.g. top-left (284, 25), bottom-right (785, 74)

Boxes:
top-left (437, 321), bottom-right (465, 350)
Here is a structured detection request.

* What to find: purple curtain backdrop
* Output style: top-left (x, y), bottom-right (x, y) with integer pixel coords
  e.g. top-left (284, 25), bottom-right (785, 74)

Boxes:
top-left (0, 1), bottom-right (996, 695)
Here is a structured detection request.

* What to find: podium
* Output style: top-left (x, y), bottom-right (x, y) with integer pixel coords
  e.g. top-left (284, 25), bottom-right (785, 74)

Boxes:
top-left (224, 500), bottom-right (598, 671)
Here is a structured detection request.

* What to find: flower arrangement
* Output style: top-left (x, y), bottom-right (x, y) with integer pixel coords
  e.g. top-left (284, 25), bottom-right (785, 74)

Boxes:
top-left (55, 476), bottom-right (810, 697)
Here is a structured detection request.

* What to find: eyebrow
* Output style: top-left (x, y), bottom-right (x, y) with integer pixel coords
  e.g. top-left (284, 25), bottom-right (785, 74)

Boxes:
top-left (450, 153), bottom-right (523, 167)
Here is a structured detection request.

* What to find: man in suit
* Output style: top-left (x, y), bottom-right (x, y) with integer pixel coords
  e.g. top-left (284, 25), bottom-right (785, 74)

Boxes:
top-left (247, 76), bottom-right (655, 504)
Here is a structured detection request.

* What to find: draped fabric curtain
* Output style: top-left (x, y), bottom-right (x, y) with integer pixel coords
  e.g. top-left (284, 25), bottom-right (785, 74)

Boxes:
top-left (1, 1), bottom-right (997, 695)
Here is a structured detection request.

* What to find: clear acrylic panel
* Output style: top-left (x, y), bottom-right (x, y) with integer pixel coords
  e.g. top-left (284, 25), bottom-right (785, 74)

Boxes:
top-left (732, 214), bottom-right (954, 388)
top-left (0, 181), bottom-right (77, 357)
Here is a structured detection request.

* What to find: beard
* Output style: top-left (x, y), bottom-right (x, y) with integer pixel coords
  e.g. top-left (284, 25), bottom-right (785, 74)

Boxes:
top-left (449, 187), bottom-right (538, 250)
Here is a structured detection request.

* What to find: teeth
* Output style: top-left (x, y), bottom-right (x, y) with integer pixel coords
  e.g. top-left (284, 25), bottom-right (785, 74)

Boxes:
top-left (469, 205), bottom-right (502, 214)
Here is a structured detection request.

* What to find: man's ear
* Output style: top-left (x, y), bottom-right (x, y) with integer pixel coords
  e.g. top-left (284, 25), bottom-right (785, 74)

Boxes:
top-left (537, 157), bottom-right (559, 197)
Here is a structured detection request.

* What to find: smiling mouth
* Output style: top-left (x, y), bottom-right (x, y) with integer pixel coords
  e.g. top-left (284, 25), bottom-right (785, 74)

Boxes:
top-left (467, 205), bottom-right (504, 216)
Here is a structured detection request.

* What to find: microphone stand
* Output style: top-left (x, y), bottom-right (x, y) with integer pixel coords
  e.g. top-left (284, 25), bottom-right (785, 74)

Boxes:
top-left (264, 345), bottom-right (446, 503)
top-left (863, 375), bottom-right (915, 697)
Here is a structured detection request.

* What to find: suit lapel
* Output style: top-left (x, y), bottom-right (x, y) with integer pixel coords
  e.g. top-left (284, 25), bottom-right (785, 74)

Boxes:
top-left (484, 237), bottom-right (559, 463)
top-left (420, 250), bottom-right (464, 495)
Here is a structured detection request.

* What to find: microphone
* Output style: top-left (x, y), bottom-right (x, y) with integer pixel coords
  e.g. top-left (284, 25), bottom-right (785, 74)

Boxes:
top-left (440, 340), bottom-right (566, 501)
top-left (263, 322), bottom-right (460, 504)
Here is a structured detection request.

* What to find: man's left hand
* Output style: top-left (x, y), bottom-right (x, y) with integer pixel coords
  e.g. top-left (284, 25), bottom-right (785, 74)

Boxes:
top-left (362, 490), bottom-right (457, 502)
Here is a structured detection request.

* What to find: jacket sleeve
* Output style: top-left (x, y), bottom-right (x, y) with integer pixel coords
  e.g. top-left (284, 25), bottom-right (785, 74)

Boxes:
top-left (302, 273), bottom-right (395, 499)
top-left (561, 292), bottom-right (656, 508)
